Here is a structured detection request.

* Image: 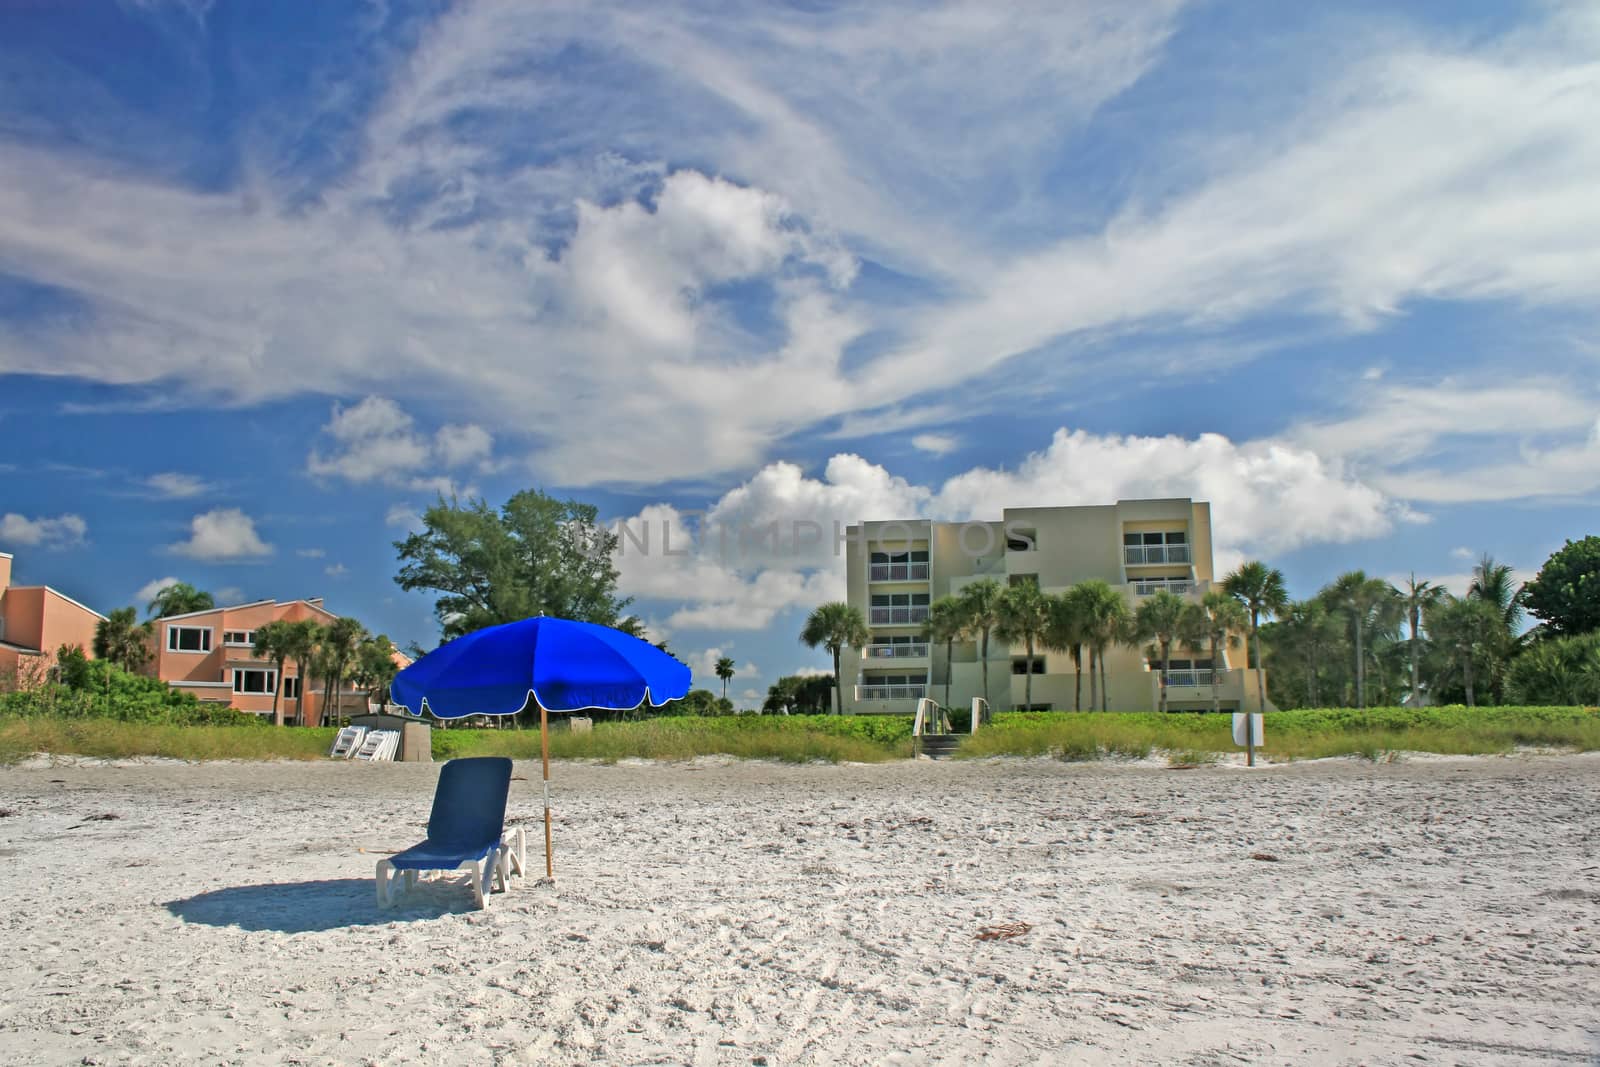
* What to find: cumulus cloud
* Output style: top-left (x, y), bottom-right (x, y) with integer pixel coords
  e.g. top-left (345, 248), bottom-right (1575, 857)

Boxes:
top-left (169, 508), bottom-right (272, 560)
top-left (324, 563), bottom-right (349, 578)
top-left (932, 429), bottom-right (1415, 557)
top-left (306, 396), bottom-right (491, 492)
top-left (0, 513), bottom-right (87, 549)
top-left (296, 547), bottom-right (326, 558)
top-left (143, 472), bottom-right (211, 499)
top-left (133, 576), bottom-right (182, 604)
top-left (613, 425), bottom-right (1409, 632)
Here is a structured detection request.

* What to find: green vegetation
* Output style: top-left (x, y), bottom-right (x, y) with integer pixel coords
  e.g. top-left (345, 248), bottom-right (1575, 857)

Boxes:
top-left (433, 714), bottom-right (909, 763)
top-left (1521, 536), bottom-right (1600, 637)
top-left (958, 706), bottom-right (1600, 761)
top-left (0, 720), bottom-right (334, 764)
top-left (394, 488), bottom-right (636, 641)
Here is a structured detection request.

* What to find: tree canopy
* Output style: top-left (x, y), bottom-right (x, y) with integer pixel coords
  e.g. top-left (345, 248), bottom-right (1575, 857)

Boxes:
top-left (147, 582), bottom-right (214, 619)
top-left (394, 489), bottom-right (632, 641)
top-left (1522, 536), bottom-right (1600, 637)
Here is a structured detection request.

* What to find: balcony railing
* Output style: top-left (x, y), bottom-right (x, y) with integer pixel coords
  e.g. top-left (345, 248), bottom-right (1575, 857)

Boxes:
top-left (1133, 579), bottom-right (1197, 596)
top-left (870, 607), bottom-right (930, 625)
top-left (1125, 544), bottom-right (1191, 565)
top-left (856, 684), bottom-right (927, 701)
top-left (869, 563), bottom-right (930, 582)
top-left (865, 643), bottom-right (929, 659)
top-left (1161, 669), bottom-right (1217, 687)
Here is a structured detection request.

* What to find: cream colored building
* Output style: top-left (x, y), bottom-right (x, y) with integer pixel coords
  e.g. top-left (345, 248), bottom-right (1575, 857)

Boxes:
top-left (841, 499), bottom-right (1271, 715)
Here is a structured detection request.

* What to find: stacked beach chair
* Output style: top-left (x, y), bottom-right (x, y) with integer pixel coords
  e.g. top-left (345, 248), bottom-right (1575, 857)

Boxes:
top-left (329, 725), bottom-right (401, 761)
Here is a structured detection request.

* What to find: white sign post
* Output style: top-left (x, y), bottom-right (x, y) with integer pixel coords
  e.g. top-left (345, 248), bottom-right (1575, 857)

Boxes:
top-left (1232, 713), bottom-right (1264, 767)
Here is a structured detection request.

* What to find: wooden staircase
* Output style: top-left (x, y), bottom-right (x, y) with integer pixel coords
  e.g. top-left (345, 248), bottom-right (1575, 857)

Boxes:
top-left (917, 733), bottom-right (962, 759)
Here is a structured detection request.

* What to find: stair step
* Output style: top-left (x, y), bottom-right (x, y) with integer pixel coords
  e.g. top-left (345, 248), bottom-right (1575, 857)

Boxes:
top-left (918, 733), bottom-right (962, 759)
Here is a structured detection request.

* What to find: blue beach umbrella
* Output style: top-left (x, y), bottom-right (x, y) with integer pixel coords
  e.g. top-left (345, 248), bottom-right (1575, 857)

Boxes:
top-left (390, 616), bottom-right (691, 880)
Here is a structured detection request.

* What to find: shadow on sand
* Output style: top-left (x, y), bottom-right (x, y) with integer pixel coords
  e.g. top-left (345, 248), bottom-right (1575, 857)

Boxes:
top-left (165, 877), bottom-right (481, 932)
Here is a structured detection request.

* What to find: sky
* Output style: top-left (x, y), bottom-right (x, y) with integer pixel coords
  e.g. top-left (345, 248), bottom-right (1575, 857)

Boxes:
top-left (2, 0), bottom-right (1597, 706)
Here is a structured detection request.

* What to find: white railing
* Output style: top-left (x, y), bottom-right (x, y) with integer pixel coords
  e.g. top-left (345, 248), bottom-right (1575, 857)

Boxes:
top-left (869, 563), bottom-right (930, 582)
top-left (1162, 669), bottom-right (1217, 688)
top-left (1132, 579), bottom-right (1197, 596)
top-left (856, 683), bottom-right (927, 700)
top-left (970, 696), bottom-right (989, 734)
top-left (912, 697), bottom-right (953, 756)
top-left (1124, 544), bottom-right (1191, 565)
top-left (865, 643), bottom-right (929, 659)
top-left (869, 607), bottom-right (930, 625)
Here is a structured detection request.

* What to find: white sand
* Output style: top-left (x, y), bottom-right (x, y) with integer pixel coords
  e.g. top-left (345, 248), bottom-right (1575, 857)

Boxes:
top-left (1, 753), bottom-right (1597, 1066)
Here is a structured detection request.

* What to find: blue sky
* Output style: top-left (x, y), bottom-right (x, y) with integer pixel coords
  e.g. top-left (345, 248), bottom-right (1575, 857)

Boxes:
top-left (2, 1), bottom-right (1597, 704)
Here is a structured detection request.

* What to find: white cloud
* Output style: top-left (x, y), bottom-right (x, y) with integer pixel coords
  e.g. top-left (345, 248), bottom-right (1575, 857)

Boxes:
top-left (144, 472), bottom-right (211, 499)
top-left (933, 428), bottom-right (1414, 557)
top-left (324, 563), bottom-right (349, 578)
top-left (911, 433), bottom-right (959, 456)
top-left (0, 513), bottom-right (87, 549)
top-left (1450, 546), bottom-right (1475, 561)
top-left (385, 504), bottom-right (423, 530)
top-left (169, 508), bottom-right (272, 560)
top-left (792, 666), bottom-right (831, 678)
top-left (215, 586), bottom-right (244, 605)
top-left (1, 3), bottom-right (1597, 497)
top-left (434, 424), bottom-right (494, 469)
top-left (296, 547), bottom-right (326, 558)
top-left (1293, 379), bottom-right (1600, 502)
top-left (133, 576), bottom-right (181, 604)
top-left (613, 425), bottom-right (1410, 633)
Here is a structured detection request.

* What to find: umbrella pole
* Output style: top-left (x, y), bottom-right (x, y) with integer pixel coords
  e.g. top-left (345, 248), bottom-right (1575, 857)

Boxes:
top-left (540, 699), bottom-right (554, 881)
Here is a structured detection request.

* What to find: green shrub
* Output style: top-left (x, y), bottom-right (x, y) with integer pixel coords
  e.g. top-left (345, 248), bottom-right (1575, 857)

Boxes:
top-left (0, 661), bottom-right (262, 727)
top-left (0, 720), bottom-right (334, 764)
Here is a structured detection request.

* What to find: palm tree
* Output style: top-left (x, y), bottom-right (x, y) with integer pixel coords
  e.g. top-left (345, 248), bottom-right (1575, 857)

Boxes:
top-left (714, 656), bottom-right (735, 701)
top-left (1046, 588), bottom-right (1090, 710)
top-left (1069, 580), bottom-right (1128, 712)
top-left (956, 580), bottom-right (1004, 713)
top-left (1134, 590), bottom-right (1188, 713)
top-left (1193, 591), bottom-right (1247, 713)
top-left (318, 617), bottom-right (368, 728)
top-left (1426, 595), bottom-right (1501, 707)
top-left (1467, 554), bottom-right (1524, 634)
top-left (1400, 573), bottom-right (1445, 707)
top-left (1222, 561), bottom-right (1288, 715)
top-left (1326, 571), bottom-right (1399, 710)
top-left (922, 597), bottom-right (965, 709)
top-left (799, 602), bottom-right (869, 715)
top-left (281, 619), bottom-right (320, 726)
top-left (93, 607), bottom-right (153, 674)
top-left (1273, 600), bottom-right (1337, 707)
top-left (351, 635), bottom-right (400, 713)
top-left (146, 581), bottom-right (215, 619)
top-left (251, 620), bottom-right (294, 726)
top-left (996, 581), bottom-right (1050, 712)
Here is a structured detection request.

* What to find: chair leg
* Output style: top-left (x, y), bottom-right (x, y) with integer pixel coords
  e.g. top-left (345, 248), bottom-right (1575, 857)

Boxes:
top-left (403, 869), bottom-right (418, 892)
top-left (468, 860), bottom-right (487, 910)
top-left (375, 860), bottom-right (393, 908)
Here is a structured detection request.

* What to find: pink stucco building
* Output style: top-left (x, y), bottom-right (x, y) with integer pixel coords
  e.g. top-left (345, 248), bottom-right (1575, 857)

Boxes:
top-left (146, 597), bottom-right (376, 725)
top-left (0, 550), bottom-right (107, 682)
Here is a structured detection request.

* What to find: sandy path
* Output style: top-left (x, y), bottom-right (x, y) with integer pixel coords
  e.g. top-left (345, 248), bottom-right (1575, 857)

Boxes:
top-left (0, 753), bottom-right (1596, 1065)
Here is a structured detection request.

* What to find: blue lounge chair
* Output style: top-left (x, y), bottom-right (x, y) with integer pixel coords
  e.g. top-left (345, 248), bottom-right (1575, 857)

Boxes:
top-left (375, 757), bottom-right (527, 910)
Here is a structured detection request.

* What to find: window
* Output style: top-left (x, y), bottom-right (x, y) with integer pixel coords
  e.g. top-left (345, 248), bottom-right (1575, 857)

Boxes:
top-left (223, 630), bottom-right (256, 648)
top-left (1006, 529), bottom-right (1036, 552)
top-left (281, 676), bottom-right (301, 700)
top-left (232, 669), bottom-right (276, 695)
top-left (869, 592), bottom-right (931, 624)
top-left (167, 626), bottom-right (212, 653)
top-left (866, 635), bottom-right (929, 658)
top-left (1011, 657), bottom-right (1046, 675)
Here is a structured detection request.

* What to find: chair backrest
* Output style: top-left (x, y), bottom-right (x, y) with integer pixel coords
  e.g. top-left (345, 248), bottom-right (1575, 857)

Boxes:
top-left (427, 757), bottom-right (513, 848)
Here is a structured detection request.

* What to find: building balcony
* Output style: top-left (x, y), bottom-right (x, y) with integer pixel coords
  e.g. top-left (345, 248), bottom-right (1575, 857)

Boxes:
top-left (869, 563), bottom-right (930, 582)
top-left (1129, 578), bottom-right (1207, 597)
top-left (855, 683), bottom-right (927, 701)
top-left (1124, 544), bottom-right (1191, 566)
top-left (864, 643), bottom-right (929, 660)
top-left (869, 607), bottom-right (929, 626)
